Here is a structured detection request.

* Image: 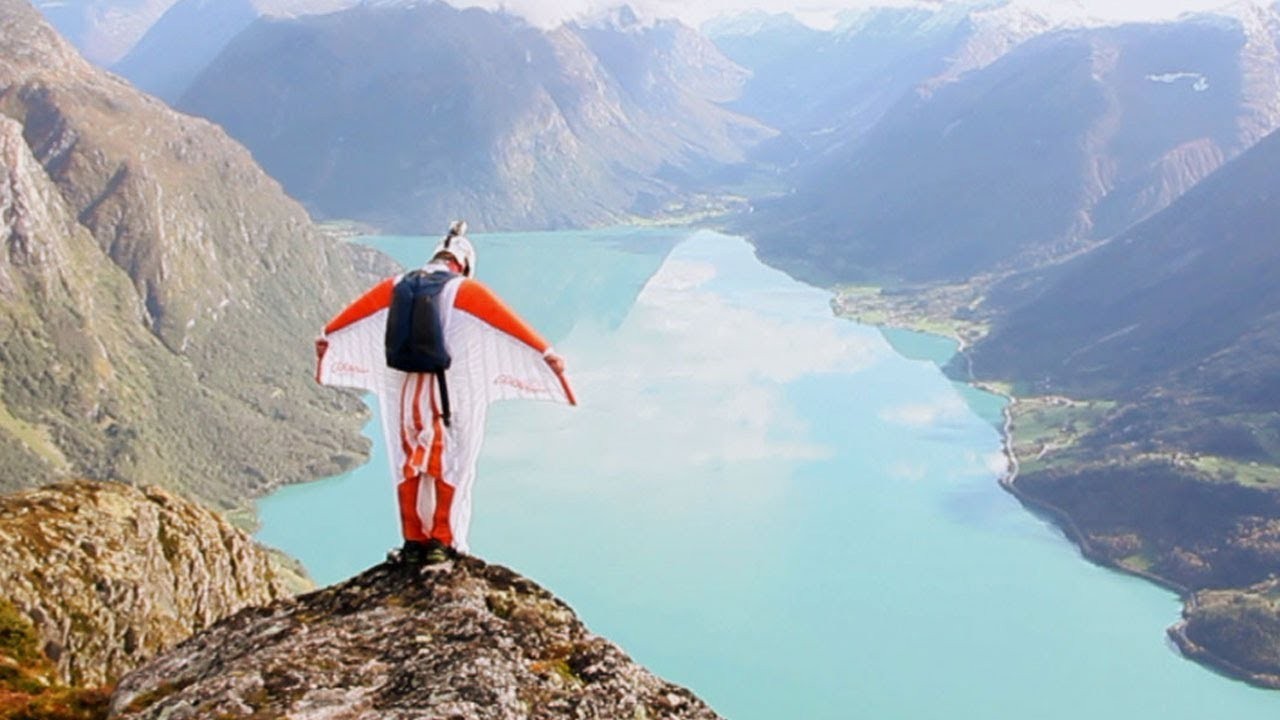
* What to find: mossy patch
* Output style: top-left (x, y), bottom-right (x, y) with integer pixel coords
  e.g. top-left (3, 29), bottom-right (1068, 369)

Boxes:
top-left (0, 598), bottom-right (109, 720)
top-left (486, 592), bottom-right (516, 620)
top-left (530, 658), bottom-right (582, 686)
top-left (0, 686), bottom-right (111, 720)
top-left (0, 599), bottom-right (43, 668)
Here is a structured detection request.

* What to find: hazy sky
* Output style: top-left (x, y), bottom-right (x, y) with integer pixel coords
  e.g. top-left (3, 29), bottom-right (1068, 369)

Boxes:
top-left (452, 0), bottom-right (1256, 29)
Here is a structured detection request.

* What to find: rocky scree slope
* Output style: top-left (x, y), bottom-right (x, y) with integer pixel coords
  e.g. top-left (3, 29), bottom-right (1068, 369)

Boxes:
top-left (0, 480), bottom-right (295, 687)
top-left (0, 0), bottom-right (387, 507)
top-left (110, 556), bottom-right (721, 720)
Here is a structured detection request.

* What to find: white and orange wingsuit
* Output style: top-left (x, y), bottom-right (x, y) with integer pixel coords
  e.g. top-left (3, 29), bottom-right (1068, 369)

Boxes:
top-left (315, 271), bottom-right (576, 552)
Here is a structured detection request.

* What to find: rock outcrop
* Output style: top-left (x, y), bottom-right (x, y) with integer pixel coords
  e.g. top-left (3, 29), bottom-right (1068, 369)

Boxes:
top-left (0, 480), bottom-right (295, 686)
top-left (110, 556), bottom-right (722, 720)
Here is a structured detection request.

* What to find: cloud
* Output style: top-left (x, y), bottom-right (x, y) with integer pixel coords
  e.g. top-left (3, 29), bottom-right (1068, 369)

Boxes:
top-left (630, 257), bottom-right (883, 383)
top-left (879, 394), bottom-right (970, 429)
top-left (482, 235), bottom-right (885, 511)
top-left (440, 0), bottom-right (1249, 31)
top-left (887, 460), bottom-right (928, 482)
top-left (983, 450), bottom-right (1011, 476)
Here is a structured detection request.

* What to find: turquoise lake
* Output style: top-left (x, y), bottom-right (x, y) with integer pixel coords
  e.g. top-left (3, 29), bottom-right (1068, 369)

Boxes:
top-left (259, 228), bottom-right (1278, 718)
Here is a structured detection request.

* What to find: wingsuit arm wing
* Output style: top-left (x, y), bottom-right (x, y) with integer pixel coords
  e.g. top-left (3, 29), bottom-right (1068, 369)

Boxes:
top-left (452, 278), bottom-right (577, 406)
top-left (315, 277), bottom-right (398, 394)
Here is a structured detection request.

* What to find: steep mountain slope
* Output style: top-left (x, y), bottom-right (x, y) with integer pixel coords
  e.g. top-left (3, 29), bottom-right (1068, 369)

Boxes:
top-left (0, 0), bottom-right (382, 507)
top-left (34, 0), bottom-right (178, 64)
top-left (743, 9), bottom-right (1280, 285)
top-left (109, 556), bottom-right (720, 719)
top-left (972, 126), bottom-right (1280, 407)
top-left (948, 123), bottom-right (1280, 689)
top-left (111, 0), bottom-right (360, 102)
top-left (0, 481), bottom-right (296, 686)
top-left (176, 2), bottom-right (773, 232)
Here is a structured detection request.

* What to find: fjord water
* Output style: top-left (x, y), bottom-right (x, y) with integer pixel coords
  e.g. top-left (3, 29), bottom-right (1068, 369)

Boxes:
top-left (259, 229), bottom-right (1277, 719)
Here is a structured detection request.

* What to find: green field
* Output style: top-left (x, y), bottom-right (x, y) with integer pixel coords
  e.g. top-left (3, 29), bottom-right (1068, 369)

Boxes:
top-left (1009, 397), bottom-right (1115, 473)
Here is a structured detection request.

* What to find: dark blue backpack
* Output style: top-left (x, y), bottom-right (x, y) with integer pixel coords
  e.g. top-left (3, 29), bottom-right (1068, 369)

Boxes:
top-left (385, 269), bottom-right (455, 424)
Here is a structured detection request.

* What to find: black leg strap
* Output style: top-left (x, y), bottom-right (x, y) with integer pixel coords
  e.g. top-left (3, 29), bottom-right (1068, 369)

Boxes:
top-left (437, 371), bottom-right (452, 428)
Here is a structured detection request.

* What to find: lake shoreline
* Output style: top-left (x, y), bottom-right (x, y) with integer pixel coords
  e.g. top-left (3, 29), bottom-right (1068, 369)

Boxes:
top-left (820, 282), bottom-right (1280, 697)
top-left (845, 304), bottom-right (1200, 595)
top-left (1168, 616), bottom-right (1280, 691)
top-left (260, 228), bottom-right (1280, 715)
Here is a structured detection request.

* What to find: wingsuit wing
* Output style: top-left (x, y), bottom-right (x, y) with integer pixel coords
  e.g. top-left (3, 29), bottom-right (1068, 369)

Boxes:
top-left (445, 278), bottom-right (577, 408)
top-left (316, 276), bottom-right (576, 490)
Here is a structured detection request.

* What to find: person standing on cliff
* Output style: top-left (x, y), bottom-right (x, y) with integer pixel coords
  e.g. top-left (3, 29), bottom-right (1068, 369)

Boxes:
top-left (315, 221), bottom-right (575, 565)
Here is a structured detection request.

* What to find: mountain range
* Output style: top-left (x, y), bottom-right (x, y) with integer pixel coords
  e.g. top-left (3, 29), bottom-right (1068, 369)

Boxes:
top-left (0, 0), bottom-right (385, 510)
top-left (14, 0), bottom-right (1280, 697)
top-left (965, 121), bottom-right (1280, 579)
top-left (973, 125), bottom-right (1280, 410)
top-left (741, 4), bottom-right (1280, 284)
top-left (33, 0), bottom-right (177, 64)
top-left (710, 0), bottom-right (1280, 687)
top-left (706, 3), bottom-right (1057, 156)
top-left (168, 2), bottom-right (772, 232)
top-left (111, 0), bottom-right (361, 103)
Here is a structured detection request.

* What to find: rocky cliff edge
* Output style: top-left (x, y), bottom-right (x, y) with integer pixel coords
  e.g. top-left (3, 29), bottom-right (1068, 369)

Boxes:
top-left (109, 556), bottom-right (723, 720)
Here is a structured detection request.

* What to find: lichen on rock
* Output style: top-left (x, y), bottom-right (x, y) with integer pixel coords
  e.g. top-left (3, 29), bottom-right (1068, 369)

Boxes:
top-left (109, 556), bottom-right (722, 720)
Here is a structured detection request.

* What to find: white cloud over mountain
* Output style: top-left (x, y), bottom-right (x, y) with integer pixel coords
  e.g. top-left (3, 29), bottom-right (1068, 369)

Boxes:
top-left (445, 0), bottom-right (1258, 29)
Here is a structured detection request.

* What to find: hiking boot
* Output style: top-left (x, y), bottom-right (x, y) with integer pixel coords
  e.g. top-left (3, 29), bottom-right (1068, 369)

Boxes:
top-left (423, 538), bottom-right (456, 564)
top-left (389, 540), bottom-right (430, 566)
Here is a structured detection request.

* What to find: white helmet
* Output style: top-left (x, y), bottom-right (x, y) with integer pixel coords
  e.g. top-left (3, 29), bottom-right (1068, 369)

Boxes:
top-left (432, 220), bottom-right (475, 276)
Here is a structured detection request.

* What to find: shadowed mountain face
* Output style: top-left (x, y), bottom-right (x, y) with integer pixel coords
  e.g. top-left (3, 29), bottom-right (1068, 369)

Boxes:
top-left (972, 126), bottom-right (1280, 409)
top-left (0, 0), bottom-right (385, 506)
top-left (175, 2), bottom-right (773, 232)
top-left (958, 127), bottom-right (1280, 633)
top-left (949, 127), bottom-right (1280, 694)
top-left (111, 0), bottom-right (360, 103)
top-left (742, 10), bottom-right (1280, 285)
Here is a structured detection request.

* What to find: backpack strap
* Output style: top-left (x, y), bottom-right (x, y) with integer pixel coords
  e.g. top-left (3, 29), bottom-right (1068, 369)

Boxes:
top-left (428, 269), bottom-right (456, 428)
top-left (436, 369), bottom-right (452, 428)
